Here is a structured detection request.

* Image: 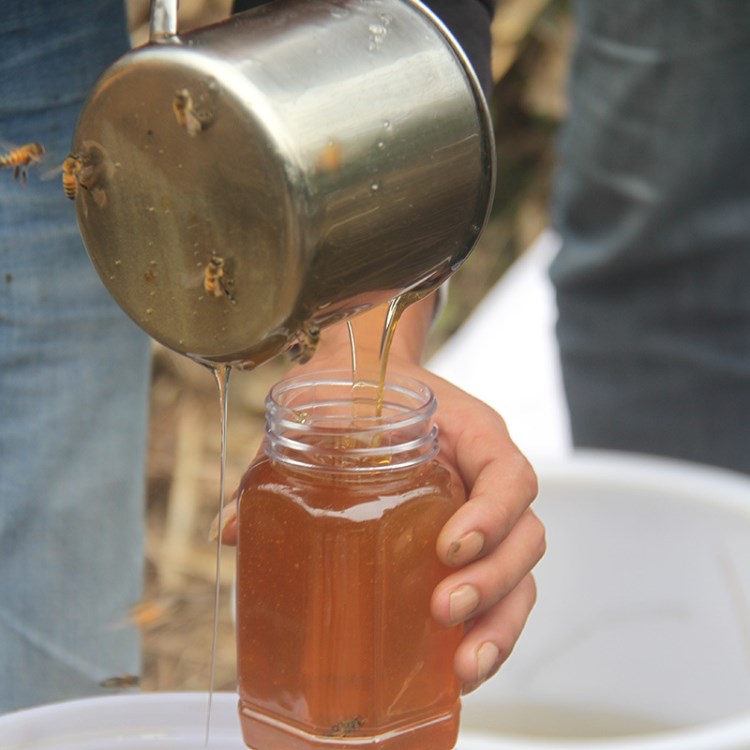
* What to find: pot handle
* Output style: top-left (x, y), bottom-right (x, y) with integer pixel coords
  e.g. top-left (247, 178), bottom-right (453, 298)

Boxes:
top-left (149, 0), bottom-right (178, 42)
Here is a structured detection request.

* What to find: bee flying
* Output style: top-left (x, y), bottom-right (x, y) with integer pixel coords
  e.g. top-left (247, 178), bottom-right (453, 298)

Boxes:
top-left (0, 142), bottom-right (46, 187)
top-left (99, 674), bottom-right (140, 689)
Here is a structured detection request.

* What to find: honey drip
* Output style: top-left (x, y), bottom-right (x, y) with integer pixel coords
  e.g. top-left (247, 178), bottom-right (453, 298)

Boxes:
top-left (205, 363), bottom-right (231, 746)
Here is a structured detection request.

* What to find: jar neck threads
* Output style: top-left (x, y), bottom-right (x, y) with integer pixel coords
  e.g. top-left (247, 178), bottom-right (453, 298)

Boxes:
top-left (264, 371), bottom-right (438, 472)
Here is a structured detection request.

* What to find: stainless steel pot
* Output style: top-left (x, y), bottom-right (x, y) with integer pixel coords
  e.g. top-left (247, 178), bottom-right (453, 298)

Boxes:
top-left (72, 0), bottom-right (495, 367)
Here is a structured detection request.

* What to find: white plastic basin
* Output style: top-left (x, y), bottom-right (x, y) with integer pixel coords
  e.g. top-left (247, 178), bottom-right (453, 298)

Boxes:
top-left (0, 691), bottom-right (508, 749)
top-left (461, 449), bottom-right (750, 749)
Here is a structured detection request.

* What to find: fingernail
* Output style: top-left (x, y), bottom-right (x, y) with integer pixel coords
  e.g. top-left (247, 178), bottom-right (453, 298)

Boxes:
top-left (449, 585), bottom-right (480, 625)
top-left (208, 500), bottom-right (237, 542)
top-left (447, 531), bottom-right (485, 565)
top-left (476, 641), bottom-right (500, 683)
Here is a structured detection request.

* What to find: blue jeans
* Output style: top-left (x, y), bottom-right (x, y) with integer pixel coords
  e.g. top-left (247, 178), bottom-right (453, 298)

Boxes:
top-left (0, 2), bottom-right (151, 711)
top-left (551, 0), bottom-right (750, 474)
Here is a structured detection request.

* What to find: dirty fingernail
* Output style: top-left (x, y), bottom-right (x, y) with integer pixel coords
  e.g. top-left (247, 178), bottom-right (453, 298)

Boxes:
top-left (476, 641), bottom-right (500, 683)
top-left (449, 585), bottom-right (480, 625)
top-left (447, 531), bottom-right (485, 565)
top-left (208, 500), bottom-right (237, 542)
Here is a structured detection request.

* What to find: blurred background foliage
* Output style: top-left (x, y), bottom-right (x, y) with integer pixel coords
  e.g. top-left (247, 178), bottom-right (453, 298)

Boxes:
top-left (432, 0), bottom-right (571, 351)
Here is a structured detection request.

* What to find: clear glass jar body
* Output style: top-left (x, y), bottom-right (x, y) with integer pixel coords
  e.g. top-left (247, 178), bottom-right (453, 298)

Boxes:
top-left (236, 372), bottom-right (465, 750)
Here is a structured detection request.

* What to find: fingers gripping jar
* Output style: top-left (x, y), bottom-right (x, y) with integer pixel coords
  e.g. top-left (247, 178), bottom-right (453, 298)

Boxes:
top-left (236, 372), bottom-right (465, 750)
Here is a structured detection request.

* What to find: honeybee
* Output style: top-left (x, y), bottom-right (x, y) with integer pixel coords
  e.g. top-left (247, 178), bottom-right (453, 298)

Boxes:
top-left (60, 153), bottom-right (83, 199)
top-left (316, 140), bottom-right (343, 172)
top-left (99, 674), bottom-right (140, 689)
top-left (173, 88), bottom-right (205, 136)
top-left (0, 142), bottom-right (46, 187)
top-left (204, 254), bottom-right (236, 302)
top-left (44, 148), bottom-right (106, 208)
top-left (326, 716), bottom-right (364, 738)
top-left (288, 323), bottom-right (321, 364)
top-left (128, 597), bottom-right (170, 627)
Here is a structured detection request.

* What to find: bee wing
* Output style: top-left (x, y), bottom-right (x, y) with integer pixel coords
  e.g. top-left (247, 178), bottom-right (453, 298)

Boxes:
top-left (180, 264), bottom-right (209, 290)
top-left (0, 136), bottom-right (22, 152)
top-left (41, 163), bottom-right (65, 181)
top-left (90, 185), bottom-right (107, 208)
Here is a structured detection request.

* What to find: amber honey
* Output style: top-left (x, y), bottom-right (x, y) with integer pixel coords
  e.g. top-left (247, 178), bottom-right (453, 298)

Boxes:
top-left (236, 373), bottom-right (464, 749)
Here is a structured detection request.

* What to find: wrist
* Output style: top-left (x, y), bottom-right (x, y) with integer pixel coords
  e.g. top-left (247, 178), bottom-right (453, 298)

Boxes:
top-left (292, 290), bottom-right (441, 375)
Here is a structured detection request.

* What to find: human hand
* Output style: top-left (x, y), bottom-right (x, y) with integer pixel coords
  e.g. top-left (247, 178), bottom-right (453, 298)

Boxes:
top-left (352, 352), bottom-right (544, 692)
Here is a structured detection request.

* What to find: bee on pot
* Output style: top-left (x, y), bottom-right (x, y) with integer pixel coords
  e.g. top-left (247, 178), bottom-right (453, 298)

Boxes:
top-left (203, 254), bottom-right (236, 303)
top-left (288, 323), bottom-right (321, 364)
top-left (173, 88), bottom-right (209, 136)
top-left (44, 147), bottom-right (107, 209)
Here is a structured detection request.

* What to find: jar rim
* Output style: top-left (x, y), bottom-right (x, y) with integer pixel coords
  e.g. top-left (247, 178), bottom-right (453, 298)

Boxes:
top-left (266, 369), bottom-right (436, 426)
top-left (264, 370), bottom-right (439, 471)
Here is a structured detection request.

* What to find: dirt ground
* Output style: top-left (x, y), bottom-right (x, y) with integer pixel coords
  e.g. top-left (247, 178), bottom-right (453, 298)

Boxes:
top-left (121, 0), bottom-right (571, 697)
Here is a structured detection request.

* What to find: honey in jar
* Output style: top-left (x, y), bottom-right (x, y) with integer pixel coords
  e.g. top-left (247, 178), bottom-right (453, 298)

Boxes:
top-left (236, 371), bottom-right (465, 749)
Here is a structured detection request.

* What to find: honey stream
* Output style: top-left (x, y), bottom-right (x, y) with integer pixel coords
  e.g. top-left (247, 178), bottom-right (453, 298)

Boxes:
top-left (349, 289), bottom-right (432, 416)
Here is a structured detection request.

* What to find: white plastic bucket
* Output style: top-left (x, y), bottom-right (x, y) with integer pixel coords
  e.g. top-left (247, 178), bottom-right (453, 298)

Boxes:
top-left (4, 450), bottom-right (750, 750)
top-left (0, 691), bottom-right (508, 749)
top-left (461, 449), bottom-right (750, 749)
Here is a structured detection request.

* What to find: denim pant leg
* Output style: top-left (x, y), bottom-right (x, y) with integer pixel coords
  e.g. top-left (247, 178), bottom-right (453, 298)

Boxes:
top-left (0, 1), bottom-right (152, 708)
top-left (0, 159), bottom-right (152, 712)
top-left (550, 0), bottom-right (750, 474)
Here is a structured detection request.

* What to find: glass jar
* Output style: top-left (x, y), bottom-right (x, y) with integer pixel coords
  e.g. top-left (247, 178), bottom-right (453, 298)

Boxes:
top-left (236, 371), bottom-right (465, 750)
